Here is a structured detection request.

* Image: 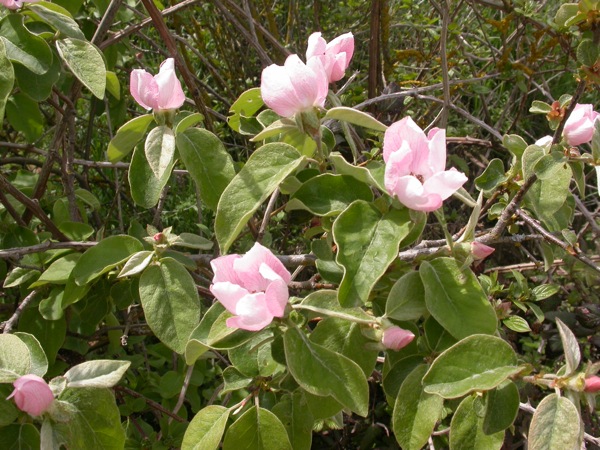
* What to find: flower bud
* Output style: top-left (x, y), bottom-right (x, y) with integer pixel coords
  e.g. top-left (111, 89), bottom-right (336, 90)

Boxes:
top-left (7, 374), bottom-right (54, 416)
top-left (471, 242), bottom-right (495, 261)
top-left (584, 375), bottom-right (600, 393)
top-left (381, 326), bottom-right (415, 351)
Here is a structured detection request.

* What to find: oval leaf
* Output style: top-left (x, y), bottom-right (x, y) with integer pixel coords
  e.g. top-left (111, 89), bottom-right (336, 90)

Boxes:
top-left (107, 114), bottom-right (154, 163)
top-left (0, 334), bottom-right (32, 381)
top-left (529, 393), bottom-right (581, 450)
top-left (129, 142), bottom-right (175, 208)
top-left (145, 125), bottom-right (175, 180)
top-left (181, 405), bottom-right (230, 450)
top-left (483, 380), bottom-right (520, 435)
top-left (450, 395), bottom-right (504, 450)
top-left (423, 334), bottom-right (520, 399)
top-left (64, 360), bottom-right (131, 388)
top-left (56, 38), bottom-right (106, 99)
top-left (325, 106), bottom-right (387, 132)
top-left (0, 38), bottom-right (14, 125)
top-left (222, 406), bottom-right (292, 450)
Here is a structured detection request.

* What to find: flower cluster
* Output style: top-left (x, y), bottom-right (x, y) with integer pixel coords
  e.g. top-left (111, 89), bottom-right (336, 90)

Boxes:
top-left (7, 374), bottom-right (54, 416)
top-left (130, 58), bottom-right (186, 112)
top-left (383, 117), bottom-right (468, 212)
top-left (260, 32), bottom-right (354, 118)
top-left (210, 243), bottom-right (292, 331)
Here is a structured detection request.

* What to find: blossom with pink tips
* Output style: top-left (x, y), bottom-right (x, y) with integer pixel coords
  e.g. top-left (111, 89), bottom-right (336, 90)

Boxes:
top-left (210, 243), bottom-right (292, 331)
top-left (471, 242), bottom-right (495, 261)
top-left (563, 104), bottom-right (600, 146)
top-left (585, 375), bottom-right (600, 393)
top-left (0, 0), bottom-right (38, 9)
top-left (382, 326), bottom-right (415, 351)
top-left (383, 117), bottom-right (468, 212)
top-left (130, 58), bottom-right (186, 111)
top-left (260, 54), bottom-right (328, 118)
top-left (306, 32), bottom-right (354, 83)
top-left (7, 374), bottom-right (54, 416)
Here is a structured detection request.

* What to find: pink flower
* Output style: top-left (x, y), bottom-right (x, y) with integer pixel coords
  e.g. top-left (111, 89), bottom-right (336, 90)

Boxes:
top-left (382, 326), bottom-right (415, 351)
top-left (0, 0), bottom-right (38, 9)
top-left (383, 117), bottom-right (468, 212)
top-left (260, 54), bottom-right (328, 118)
top-left (210, 243), bottom-right (292, 331)
top-left (471, 242), bottom-right (495, 261)
top-left (306, 32), bottom-right (354, 83)
top-left (585, 375), bottom-right (600, 393)
top-left (7, 374), bottom-right (54, 416)
top-left (130, 58), bottom-right (186, 111)
top-left (563, 104), bottom-right (600, 146)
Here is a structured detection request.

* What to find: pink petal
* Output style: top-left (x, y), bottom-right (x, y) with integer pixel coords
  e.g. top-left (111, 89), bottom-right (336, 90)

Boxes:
top-left (426, 127), bottom-right (447, 175)
top-left (155, 58), bottom-right (185, 110)
top-left (326, 32), bottom-right (354, 65)
top-left (227, 293), bottom-right (273, 331)
top-left (263, 276), bottom-right (289, 318)
top-left (471, 242), bottom-right (495, 260)
top-left (210, 282), bottom-right (249, 315)
top-left (210, 254), bottom-right (242, 285)
top-left (563, 104), bottom-right (599, 146)
top-left (392, 175), bottom-right (443, 212)
top-left (382, 326), bottom-right (415, 351)
top-left (423, 168), bottom-right (468, 201)
top-left (261, 62), bottom-right (303, 117)
top-left (130, 69), bottom-right (159, 110)
top-left (234, 243), bottom-right (291, 292)
top-left (384, 144), bottom-right (414, 192)
top-left (383, 117), bottom-right (428, 165)
top-left (306, 32), bottom-right (326, 60)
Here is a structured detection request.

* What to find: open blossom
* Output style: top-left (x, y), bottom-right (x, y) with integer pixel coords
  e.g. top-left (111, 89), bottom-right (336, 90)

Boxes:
top-left (0, 0), bottom-right (38, 9)
top-left (383, 117), bottom-right (468, 212)
top-left (130, 58), bottom-right (185, 111)
top-left (382, 326), bottom-right (415, 351)
top-left (210, 243), bottom-right (292, 331)
top-left (563, 104), bottom-right (600, 146)
top-left (7, 374), bottom-right (54, 416)
top-left (260, 54), bottom-right (328, 118)
top-left (585, 375), bottom-right (600, 393)
top-left (306, 32), bottom-right (354, 83)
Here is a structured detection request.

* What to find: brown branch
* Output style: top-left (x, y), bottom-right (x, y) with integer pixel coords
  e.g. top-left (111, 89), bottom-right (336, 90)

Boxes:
top-left (114, 386), bottom-right (187, 423)
top-left (2, 290), bottom-right (39, 334)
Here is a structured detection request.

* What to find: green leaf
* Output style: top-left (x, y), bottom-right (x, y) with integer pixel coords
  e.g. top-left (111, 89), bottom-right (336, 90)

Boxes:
top-left (325, 106), bottom-right (387, 132)
top-left (385, 271), bottom-right (427, 321)
top-left (420, 258), bottom-right (497, 339)
top-left (14, 51), bottom-right (61, 101)
top-left (251, 117), bottom-right (298, 142)
top-left (117, 251), bottom-right (153, 278)
top-left (475, 159), bottom-right (507, 193)
top-left (145, 125), bottom-right (176, 180)
top-left (53, 388), bottom-right (126, 450)
top-left (310, 317), bottom-right (378, 377)
top-left (528, 394), bottom-right (581, 450)
top-left (577, 39), bottom-right (599, 66)
top-left (75, 188), bottom-right (101, 210)
top-left (222, 366), bottom-right (252, 393)
top-left (56, 38), bottom-right (106, 99)
top-left (0, 334), bottom-right (32, 382)
top-left (28, 4), bottom-right (85, 39)
top-left (300, 290), bottom-right (374, 325)
top-left (423, 335), bottom-right (521, 399)
top-left (129, 142), bottom-right (175, 208)
top-left (223, 406), bottom-right (292, 450)
top-left (215, 143), bottom-right (305, 253)
top-left (483, 381), bottom-right (519, 435)
top-left (288, 174), bottom-right (373, 217)
top-left (329, 152), bottom-right (386, 191)
top-left (139, 258), bottom-right (201, 354)
top-left (503, 316), bottom-right (531, 333)
top-left (591, 121), bottom-right (600, 161)
top-left (105, 71), bottom-right (120, 99)
top-left (334, 201), bottom-right (411, 307)
top-left (6, 92), bottom-right (43, 142)
top-left (529, 101), bottom-right (553, 114)
top-left (187, 302), bottom-right (254, 350)
top-left (29, 253), bottom-right (80, 288)
top-left (272, 392), bottom-right (314, 450)
top-left (13, 332), bottom-right (47, 377)
top-left (18, 307), bottom-right (66, 366)
top-left (107, 114), bottom-right (154, 163)
top-left (450, 395), bottom-right (504, 450)
top-left (228, 87), bottom-right (263, 133)
top-left (0, 39), bottom-right (14, 124)
top-left (534, 152), bottom-right (568, 180)
top-left (176, 128), bottom-right (236, 211)
top-left (174, 112), bottom-right (204, 134)
top-left (392, 365), bottom-right (444, 450)
top-left (383, 355), bottom-right (423, 404)
top-left (173, 233), bottom-right (213, 250)
top-left (71, 235), bottom-right (143, 285)
top-left (230, 331), bottom-right (282, 378)
top-left (0, 385), bottom-right (19, 427)
top-left (531, 284), bottom-right (559, 301)
top-left (502, 134), bottom-right (528, 159)
top-left (555, 318), bottom-right (580, 376)
top-left (0, 424), bottom-right (40, 449)
top-left (283, 326), bottom-right (369, 416)
top-left (0, 14), bottom-right (52, 75)
top-left (64, 360), bottom-right (130, 388)
top-left (182, 405), bottom-right (230, 450)
top-left (554, 3), bottom-right (580, 27)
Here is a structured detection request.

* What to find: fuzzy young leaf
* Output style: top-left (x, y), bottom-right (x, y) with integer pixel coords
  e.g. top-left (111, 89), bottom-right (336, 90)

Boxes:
top-left (129, 143), bottom-right (175, 208)
top-left (64, 360), bottom-right (130, 388)
top-left (450, 395), bottom-right (504, 450)
top-left (56, 38), bottom-right (106, 99)
top-left (528, 394), bottom-right (581, 450)
top-left (117, 251), bottom-right (153, 278)
top-left (0, 333), bottom-right (33, 382)
top-left (13, 332), bottom-right (47, 377)
top-left (145, 125), bottom-right (176, 180)
top-left (325, 106), bottom-right (388, 132)
top-left (555, 318), bottom-right (580, 376)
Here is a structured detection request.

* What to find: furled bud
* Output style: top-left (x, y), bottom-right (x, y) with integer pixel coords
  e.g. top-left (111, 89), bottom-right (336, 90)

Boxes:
top-left (584, 375), bottom-right (600, 393)
top-left (381, 326), bottom-right (415, 351)
top-left (7, 374), bottom-right (54, 416)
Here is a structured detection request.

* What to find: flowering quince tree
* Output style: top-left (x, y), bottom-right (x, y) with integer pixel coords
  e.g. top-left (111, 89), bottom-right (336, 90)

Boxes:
top-left (1, 1), bottom-right (600, 449)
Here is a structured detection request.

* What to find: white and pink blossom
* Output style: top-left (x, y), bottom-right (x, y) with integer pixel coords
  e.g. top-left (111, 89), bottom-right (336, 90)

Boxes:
top-left (210, 243), bottom-right (292, 331)
top-left (7, 374), bottom-right (54, 416)
top-left (563, 104), bottom-right (600, 146)
top-left (383, 117), bottom-right (468, 212)
top-left (306, 32), bottom-right (354, 83)
top-left (130, 58), bottom-right (186, 111)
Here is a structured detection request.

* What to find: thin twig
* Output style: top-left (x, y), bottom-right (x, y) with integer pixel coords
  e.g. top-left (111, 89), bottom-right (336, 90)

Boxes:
top-left (2, 290), bottom-right (39, 334)
top-left (114, 386), bottom-right (187, 423)
top-left (257, 188), bottom-right (280, 243)
top-left (169, 364), bottom-right (195, 424)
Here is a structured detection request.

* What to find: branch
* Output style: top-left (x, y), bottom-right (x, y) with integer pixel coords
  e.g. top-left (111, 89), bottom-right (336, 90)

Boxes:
top-left (2, 290), bottom-right (39, 334)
